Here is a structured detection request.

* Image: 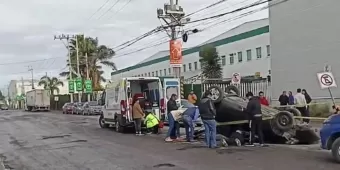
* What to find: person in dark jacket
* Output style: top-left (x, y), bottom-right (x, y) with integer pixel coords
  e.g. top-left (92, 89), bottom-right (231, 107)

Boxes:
top-left (302, 89), bottom-right (312, 123)
top-left (182, 106), bottom-right (200, 142)
top-left (244, 92), bottom-right (266, 147)
top-left (278, 91), bottom-right (289, 106)
top-left (288, 91), bottom-right (294, 105)
top-left (165, 94), bottom-right (178, 142)
top-left (198, 91), bottom-right (217, 148)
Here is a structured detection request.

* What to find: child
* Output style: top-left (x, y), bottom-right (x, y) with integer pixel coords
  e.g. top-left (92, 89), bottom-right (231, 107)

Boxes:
top-left (144, 111), bottom-right (160, 134)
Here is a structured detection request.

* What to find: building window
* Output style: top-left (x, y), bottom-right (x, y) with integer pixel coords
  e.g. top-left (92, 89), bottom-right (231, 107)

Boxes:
top-left (152, 72), bottom-right (154, 76)
top-left (229, 54), bottom-right (234, 64)
top-left (194, 62), bottom-right (198, 70)
top-left (160, 70), bottom-right (162, 76)
top-left (164, 69), bottom-right (166, 76)
top-left (148, 72), bottom-right (150, 77)
top-left (266, 45), bottom-right (270, 56)
top-left (155, 71), bottom-right (158, 76)
top-left (237, 52), bottom-right (242, 62)
top-left (188, 63), bottom-right (192, 71)
top-left (221, 55), bottom-right (226, 66)
top-left (168, 68), bottom-right (171, 75)
top-left (256, 47), bottom-right (262, 59)
top-left (246, 49), bottom-right (252, 61)
top-left (183, 64), bottom-right (186, 72)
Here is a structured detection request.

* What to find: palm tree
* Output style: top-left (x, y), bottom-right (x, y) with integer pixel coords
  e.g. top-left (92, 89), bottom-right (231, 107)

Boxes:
top-left (59, 35), bottom-right (116, 91)
top-left (38, 76), bottom-right (64, 95)
top-left (199, 45), bottom-right (223, 82)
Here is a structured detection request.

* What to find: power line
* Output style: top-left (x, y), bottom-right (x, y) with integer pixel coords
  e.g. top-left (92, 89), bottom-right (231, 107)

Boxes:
top-left (187, 0), bottom-right (270, 24)
top-left (184, 0), bottom-right (231, 18)
top-left (88, 0), bottom-right (112, 20)
top-left (97, 0), bottom-right (121, 20)
top-left (0, 57), bottom-right (63, 66)
top-left (107, 0), bottom-right (132, 20)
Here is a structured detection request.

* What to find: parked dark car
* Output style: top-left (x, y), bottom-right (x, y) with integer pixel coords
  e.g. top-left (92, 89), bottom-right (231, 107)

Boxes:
top-left (62, 103), bottom-right (73, 114)
top-left (194, 85), bottom-right (319, 146)
top-left (0, 105), bottom-right (8, 110)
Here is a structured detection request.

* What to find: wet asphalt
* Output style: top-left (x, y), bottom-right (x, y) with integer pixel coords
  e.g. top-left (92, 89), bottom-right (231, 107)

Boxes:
top-left (0, 110), bottom-right (338, 170)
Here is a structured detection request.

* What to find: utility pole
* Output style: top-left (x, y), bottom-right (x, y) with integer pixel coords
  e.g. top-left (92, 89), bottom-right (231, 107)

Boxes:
top-left (21, 77), bottom-right (25, 109)
top-left (84, 35), bottom-right (90, 102)
top-left (157, 0), bottom-right (187, 78)
top-left (75, 35), bottom-right (82, 102)
top-left (54, 34), bottom-right (76, 103)
top-left (28, 66), bottom-right (34, 89)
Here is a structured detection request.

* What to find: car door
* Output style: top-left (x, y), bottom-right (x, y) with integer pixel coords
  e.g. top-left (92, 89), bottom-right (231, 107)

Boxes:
top-left (162, 78), bottom-right (181, 121)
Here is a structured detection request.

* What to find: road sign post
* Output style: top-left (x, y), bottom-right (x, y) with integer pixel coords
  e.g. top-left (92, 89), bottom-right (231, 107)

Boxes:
top-left (76, 78), bottom-right (82, 92)
top-left (231, 73), bottom-right (241, 85)
top-left (85, 80), bottom-right (92, 94)
top-left (317, 71), bottom-right (337, 106)
top-left (68, 80), bottom-right (75, 93)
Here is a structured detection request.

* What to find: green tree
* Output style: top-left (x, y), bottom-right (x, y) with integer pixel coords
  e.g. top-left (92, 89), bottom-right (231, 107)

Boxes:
top-left (0, 90), bottom-right (5, 100)
top-left (38, 76), bottom-right (64, 95)
top-left (59, 35), bottom-right (116, 91)
top-left (199, 45), bottom-right (223, 81)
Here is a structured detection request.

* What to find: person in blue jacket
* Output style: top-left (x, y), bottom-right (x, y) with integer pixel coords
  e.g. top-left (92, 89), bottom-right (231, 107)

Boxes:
top-left (182, 105), bottom-right (200, 142)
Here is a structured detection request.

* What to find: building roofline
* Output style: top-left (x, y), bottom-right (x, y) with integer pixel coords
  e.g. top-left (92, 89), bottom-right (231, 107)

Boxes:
top-left (111, 25), bottom-right (269, 76)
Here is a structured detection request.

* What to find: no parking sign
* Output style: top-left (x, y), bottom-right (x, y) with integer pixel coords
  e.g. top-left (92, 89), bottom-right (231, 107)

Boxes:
top-left (231, 73), bottom-right (241, 85)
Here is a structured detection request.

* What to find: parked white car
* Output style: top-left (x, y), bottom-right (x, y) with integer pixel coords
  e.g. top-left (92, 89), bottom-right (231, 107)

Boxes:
top-left (83, 101), bottom-right (102, 115)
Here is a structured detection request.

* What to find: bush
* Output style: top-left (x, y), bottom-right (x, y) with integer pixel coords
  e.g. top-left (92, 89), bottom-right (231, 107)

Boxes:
top-left (309, 103), bottom-right (331, 118)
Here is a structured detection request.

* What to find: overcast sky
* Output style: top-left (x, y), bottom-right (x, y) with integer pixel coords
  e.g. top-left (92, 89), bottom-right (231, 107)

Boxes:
top-left (0, 0), bottom-right (267, 92)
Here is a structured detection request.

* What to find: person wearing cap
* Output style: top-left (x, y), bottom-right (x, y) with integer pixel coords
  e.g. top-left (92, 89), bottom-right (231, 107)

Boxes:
top-left (198, 91), bottom-right (217, 148)
top-left (244, 92), bottom-right (266, 147)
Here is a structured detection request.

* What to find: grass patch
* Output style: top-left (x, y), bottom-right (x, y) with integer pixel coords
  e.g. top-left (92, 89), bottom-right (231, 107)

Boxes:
top-left (309, 103), bottom-right (331, 118)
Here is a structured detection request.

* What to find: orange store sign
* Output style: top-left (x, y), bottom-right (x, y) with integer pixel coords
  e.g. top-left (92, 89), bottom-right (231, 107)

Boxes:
top-left (169, 40), bottom-right (182, 67)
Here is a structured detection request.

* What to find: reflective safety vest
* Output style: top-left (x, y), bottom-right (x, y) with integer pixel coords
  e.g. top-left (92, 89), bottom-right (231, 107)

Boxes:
top-left (144, 113), bottom-right (159, 128)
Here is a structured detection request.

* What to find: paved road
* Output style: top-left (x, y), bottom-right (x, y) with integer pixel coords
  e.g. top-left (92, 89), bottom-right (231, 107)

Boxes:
top-left (0, 110), bottom-right (337, 170)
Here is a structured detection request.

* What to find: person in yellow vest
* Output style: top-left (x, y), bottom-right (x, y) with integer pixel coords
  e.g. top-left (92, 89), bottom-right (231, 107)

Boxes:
top-left (187, 91), bottom-right (197, 104)
top-left (144, 111), bottom-right (160, 134)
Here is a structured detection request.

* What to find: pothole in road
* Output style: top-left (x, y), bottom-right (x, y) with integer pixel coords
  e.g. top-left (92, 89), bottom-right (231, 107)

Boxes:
top-left (41, 134), bottom-right (71, 140)
top-left (153, 163), bottom-right (176, 168)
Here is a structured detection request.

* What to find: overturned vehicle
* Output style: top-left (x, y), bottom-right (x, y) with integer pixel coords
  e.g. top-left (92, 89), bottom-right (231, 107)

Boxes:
top-left (194, 85), bottom-right (319, 146)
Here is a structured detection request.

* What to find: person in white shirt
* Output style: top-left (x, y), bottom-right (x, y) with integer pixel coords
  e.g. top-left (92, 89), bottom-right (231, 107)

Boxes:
top-left (294, 88), bottom-right (308, 124)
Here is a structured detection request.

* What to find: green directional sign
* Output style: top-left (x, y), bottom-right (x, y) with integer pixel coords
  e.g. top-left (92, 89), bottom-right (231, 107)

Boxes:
top-left (68, 80), bottom-right (75, 93)
top-left (85, 80), bottom-right (93, 93)
top-left (76, 78), bottom-right (83, 92)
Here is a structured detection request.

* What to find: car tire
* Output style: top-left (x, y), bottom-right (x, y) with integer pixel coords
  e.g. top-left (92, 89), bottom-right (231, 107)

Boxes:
top-left (99, 115), bottom-right (109, 128)
top-left (286, 107), bottom-right (302, 123)
top-left (207, 85), bottom-right (224, 103)
top-left (230, 131), bottom-right (245, 146)
top-left (273, 111), bottom-right (294, 131)
top-left (225, 85), bottom-right (240, 96)
top-left (331, 138), bottom-right (340, 163)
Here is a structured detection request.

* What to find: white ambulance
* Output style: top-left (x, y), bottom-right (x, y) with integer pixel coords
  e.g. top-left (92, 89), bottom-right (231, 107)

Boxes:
top-left (98, 77), bottom-right (180, 132)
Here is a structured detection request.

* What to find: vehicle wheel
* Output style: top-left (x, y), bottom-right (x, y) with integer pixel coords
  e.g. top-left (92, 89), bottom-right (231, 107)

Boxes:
top-left (273, 111), bottom-right (294, 131)
top-left (99, 115), bottom-right (109, 128)
top-left (207, 86), bottom-right (224, 103)
top-left (225, 85), bottom-right (240, 96)
top-left (331, 138), bottom-right (340, 163)
top-left (230, 131), bottom-right (245, 146)
top-left (286, 108), bottom-right (302, 124)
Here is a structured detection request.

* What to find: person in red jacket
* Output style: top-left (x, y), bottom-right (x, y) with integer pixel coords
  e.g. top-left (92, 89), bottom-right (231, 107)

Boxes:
top-left (258, 91), bottom-right (269, 106)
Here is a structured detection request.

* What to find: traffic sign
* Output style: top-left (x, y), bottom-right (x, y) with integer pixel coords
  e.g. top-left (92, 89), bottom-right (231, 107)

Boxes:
top-left (76, 78), bottom-right (82, 91)
top-left (231, 73), bottom-right (241, 84)
top-left (317, 72), bottom-right (337, 89)
top-left (84, 80), bottom-right (92, 93)
top-left (68, 80), bottom-right (75, 93)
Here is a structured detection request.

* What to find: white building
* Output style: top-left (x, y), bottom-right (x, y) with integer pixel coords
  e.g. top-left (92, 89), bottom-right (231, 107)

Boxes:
top-left (269, 0), bottom-right (340, 99)
top-left (111, 18), bottom-right (270, 83)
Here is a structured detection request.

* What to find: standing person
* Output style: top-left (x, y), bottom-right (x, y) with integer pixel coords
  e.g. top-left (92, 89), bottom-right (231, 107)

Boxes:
top-left (258, 91), bottom-right (269, 106)
top-left (144, 111), bottom-right (159, 134)
top-left (244, 92), bottom-right (266, 147)
top-left (187, 90), bottom-right (198, 105)
top-left (132, 99), bottom-right (145, 135)
top-left (165, 94), bottom-right (179, 142)
top-left (288, 91), bottom-right (295, 105)
top-left (302, 89), bottom-right (312, 121)
top-left (294, 88), bottom-right (308, 124)
top-left (182, 105), bottom-right (200, 142)
top-left (278, 91), bottom-right (289, 106)
top-left (198, 91), bottom-right (217, 148)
